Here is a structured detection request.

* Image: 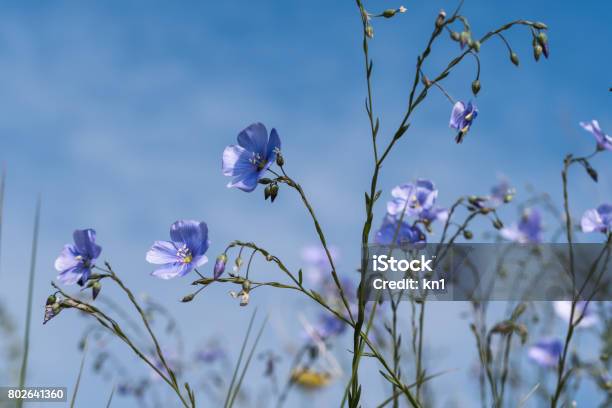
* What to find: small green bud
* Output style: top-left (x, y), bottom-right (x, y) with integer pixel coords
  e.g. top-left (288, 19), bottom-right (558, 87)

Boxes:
top-left (537, 32), bottom-right (548, 47)
top-left (471, 80), bottom-right (481, 95)
top-left (181, 293), bottom-right (195, 303)
top-left (275, 152), bottom-right (284, 166)
top-left (533, 44), bottom-right (542, 61)
top-left (382, 9), bottom-right (396, 18)
top-left (242, 280), bottom-right (252, 292)
top-left (471, 40), bottom-right (481, 52)
top-left (463, 230), bottom-right (473, 240)
top-left (435, 10), bottom-right (446, 28)
top-left (46, 295), bottom-right (57, 305)
top-left (450, 31), bottom-right (461, 41)
top-left (510, 52), bottom-right (520, 66)
top-left (270, 183), bottom-right (279, 202)
top-left (533, 22), bottom-right (547, 30)
top-left (460, 31), bottom-right (470, 47)
top-left (421, 74), bottom-right (431, 87)
top-left (264, 184), bottom-right (271, 200)
top-left (365, 25), bottom-right (374, 39)
top-left (258, 178), bottom-right (273, 185)
top-left (91, 281), bottom-right (102, 300)
top-left (492, 219), bottom-right (504, 230)
top-left (503, 194), bottom-right (514, 203)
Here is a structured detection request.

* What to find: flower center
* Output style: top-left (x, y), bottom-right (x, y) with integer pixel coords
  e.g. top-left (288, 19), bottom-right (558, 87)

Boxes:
top-left (75, 255), bottom-right (91, 268)
top-left (249, 152), bottom-right (266, 170)
top-left (177, 245), bottom-right (193, 264)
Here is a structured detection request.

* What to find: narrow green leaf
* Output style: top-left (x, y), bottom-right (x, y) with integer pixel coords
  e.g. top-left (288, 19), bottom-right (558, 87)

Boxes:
top-left (17, 197), bottom-right (41, 408)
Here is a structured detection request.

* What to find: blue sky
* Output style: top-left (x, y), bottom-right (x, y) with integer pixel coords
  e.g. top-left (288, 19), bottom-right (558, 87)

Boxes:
top-left (0, 0), bottom-right (611, 406)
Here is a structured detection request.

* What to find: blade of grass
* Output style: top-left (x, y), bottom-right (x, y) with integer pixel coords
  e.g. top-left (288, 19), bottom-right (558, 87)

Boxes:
top-left (17, 197), bottom-right (40, 408)
top-left (227, 315), bottom-right (268, 408)
top-left (517, 383), bottom-right (539, 408)
top-left (105, 384), bottom-right (116, 408)
top-left (375, 369), bottom-right (458, 408)
top-left (70, 337), bottom-right (89, 408)
top-left (223, 309), bottom-right (257, 408)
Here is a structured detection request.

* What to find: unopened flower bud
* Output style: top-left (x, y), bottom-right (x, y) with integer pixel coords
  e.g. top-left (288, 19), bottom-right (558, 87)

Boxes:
top-left (264, 184), bottom-right (271, 200)
top-left (214, 254), bottom-right (227, 279)
top-left (382, 9), bottom-right (397, 18)
top-left (510, 52), bottom-right (520, 66)
top-left (492, 219), bottom-right (504, 230)
top-left (503, 194), bottom-right (514, 203)
top-left (463, 230), bottom-right (473, 240)
top-left (471, 80), bottom-right (481, 95)
top-left (533, 22), bottom-right (547, 30)
top-left (242, 280), bottom-right (252, 292)
top-left (258, 178), bottom-right (273, 185)
top-left (533, 44), bottom-right (542, 61)
top-left (233, 257), bottom-right (243, 274)
top-left (537, 32), bottom-right (548, 46)
top-left (270, 183), bottom-right (279, 202)
top-left (435, 10), bottom-right (446, 28)
top-left (181, 293), bottom-right (195, 303)
top-left (460, 31), bottom-right (470, 48)
top-left (450, 31), bottom-right (461, 41)
top-left (91, 281), bottom-right (101, 300)
top-left (421, 74), bottom-right (431, 87)
top-left (275, 152), bottom-right (284, 166)
top-left (365, 25), bottom-right (374, 39)
top-left (471, 40), bottom-right (481, 52)
top-left (46, 295), bottom-right (57, 306)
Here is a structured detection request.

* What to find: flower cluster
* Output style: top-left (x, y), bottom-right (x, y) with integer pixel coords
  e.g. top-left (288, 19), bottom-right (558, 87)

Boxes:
top-left (375, 179), bottom-right (447, 245)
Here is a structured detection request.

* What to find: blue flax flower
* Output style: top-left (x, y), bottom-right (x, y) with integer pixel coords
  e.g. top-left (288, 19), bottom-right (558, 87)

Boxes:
top-left (314, 314), bottom-right (346, 339)
top-left (375, 215), bottom-right (426, 246)
top-left (528, 338), bottom-right (562, 368)
top-left (580, 120), bottom-right (612, 151)
top-left (222, 122), bottom-right (281, 192)
top-left (449, 101), bottom-right (478, 143)
top-left (387, 180), bottom-right (438, 219)
top-left (146, 220), bottom-right (210, 279)
top-left (54, 229), bottom-right (102, 286)
top-left (500, 209), bottom-right (542, 243)
top-left (581, 204), bottom-right (612, 234)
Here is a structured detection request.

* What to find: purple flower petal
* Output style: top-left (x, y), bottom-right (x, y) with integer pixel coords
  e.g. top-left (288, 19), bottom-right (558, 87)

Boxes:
top-left (73, 229), bottom-right (102, 260)
top-left (449, 101), bottom-right (466, 129)
top-left (151, 262), bottom-right (193, 280)
top-left (145, 241), bottom-right (181, 264)
top-left (169, 220), bottom-right (209, 256)
top-left (237, 122), bottom-right (268, 155)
